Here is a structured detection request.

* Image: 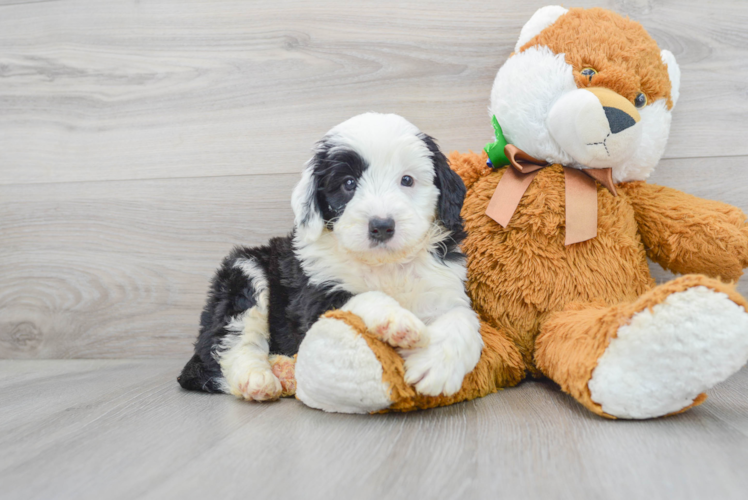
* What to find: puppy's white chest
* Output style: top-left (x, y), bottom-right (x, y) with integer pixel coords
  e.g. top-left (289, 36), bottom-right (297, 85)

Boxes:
top-left (342, 256), bottom-right (466, 322)
top-left (357, 265), bottom-right (421, 305)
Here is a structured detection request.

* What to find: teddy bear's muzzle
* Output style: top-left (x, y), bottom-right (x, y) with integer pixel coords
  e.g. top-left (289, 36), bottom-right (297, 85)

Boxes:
top-left (547, 86), bottom-right (642, 169)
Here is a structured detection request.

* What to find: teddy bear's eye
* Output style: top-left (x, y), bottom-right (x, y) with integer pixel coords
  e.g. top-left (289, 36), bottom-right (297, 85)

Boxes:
top-left (634, 92), bottom-right (647, 108)
top-left (580, 68), bottom-right (597, 81)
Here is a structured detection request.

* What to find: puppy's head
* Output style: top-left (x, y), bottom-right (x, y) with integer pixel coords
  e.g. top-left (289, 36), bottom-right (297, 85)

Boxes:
top-left (292, 113), bottom-right (465, 263)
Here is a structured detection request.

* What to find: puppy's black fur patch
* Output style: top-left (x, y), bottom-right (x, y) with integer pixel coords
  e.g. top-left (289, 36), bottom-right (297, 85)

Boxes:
top-left (178, 235), bottom-right (352, 393)
top-left (419, 134), bottom-right (467, 262)
top-left (313, 145), bottom-right (369, 226)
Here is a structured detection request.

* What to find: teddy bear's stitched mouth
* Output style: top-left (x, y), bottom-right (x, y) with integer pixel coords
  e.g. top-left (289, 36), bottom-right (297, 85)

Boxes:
top-left (587, 133), bottom-right (611, 156)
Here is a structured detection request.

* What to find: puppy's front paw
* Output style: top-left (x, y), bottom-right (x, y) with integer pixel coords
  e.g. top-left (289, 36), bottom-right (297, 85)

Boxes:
top-left (372, 308), bottom-right (428, 349)
top-left (402, 344), bottom-right (467, 397)
top-left (235, 369), bottom-right (282, 402)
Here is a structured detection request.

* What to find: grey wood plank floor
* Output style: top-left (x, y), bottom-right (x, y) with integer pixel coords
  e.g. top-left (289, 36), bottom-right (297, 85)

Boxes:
top-left (3, 1), bottom-right (748, 498)
top-left (2, 359), bottom-right (748, 500)
top-left (2, 0), bottom-right (748, 358)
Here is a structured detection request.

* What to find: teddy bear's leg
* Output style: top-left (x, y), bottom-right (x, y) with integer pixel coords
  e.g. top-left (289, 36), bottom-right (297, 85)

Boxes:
top-left (535, 275), bottom-right (748, 419)
top-left (296, 310), bottom-right (525, 413)
top-left (295, 311), bottom-right (395, 413)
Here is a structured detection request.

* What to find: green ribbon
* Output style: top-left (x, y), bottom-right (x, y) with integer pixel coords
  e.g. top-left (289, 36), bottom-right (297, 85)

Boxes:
top-left (484, 115), bottom-right (510, 167)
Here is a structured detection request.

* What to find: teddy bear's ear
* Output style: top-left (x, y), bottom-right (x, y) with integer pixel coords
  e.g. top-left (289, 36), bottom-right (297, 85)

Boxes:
top-left (661, 49), bottom-right (681, 108)
top-left (514, 5), bottom-right (568, 52)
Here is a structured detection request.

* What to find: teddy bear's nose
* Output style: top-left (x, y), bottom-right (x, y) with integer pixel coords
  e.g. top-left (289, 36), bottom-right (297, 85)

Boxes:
top-left (585, 87), bottom-right (641, 132)
top-left (547, 86), bottom-right (643, 169)
top-left (604, 106), bottom-right (637, 134)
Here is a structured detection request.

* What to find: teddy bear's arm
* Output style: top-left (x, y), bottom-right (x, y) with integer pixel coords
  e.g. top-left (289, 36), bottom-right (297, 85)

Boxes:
top-left (619, 181), bottom-right (748, 281)
top-left (448, 151), bottom-right (493, 190)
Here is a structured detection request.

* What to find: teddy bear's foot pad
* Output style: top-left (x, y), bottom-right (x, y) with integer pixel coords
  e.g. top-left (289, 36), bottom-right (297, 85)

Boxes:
top-left (296, 316), bottom-right (393, 413)
top-left (588, 286), bottom-right (748, 419)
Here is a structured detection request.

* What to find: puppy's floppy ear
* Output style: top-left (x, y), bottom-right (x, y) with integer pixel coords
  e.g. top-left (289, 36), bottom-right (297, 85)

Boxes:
top-left (292, 154), bottom-right (325, 244)
top-left (420, 134), bottom-right (467, 243)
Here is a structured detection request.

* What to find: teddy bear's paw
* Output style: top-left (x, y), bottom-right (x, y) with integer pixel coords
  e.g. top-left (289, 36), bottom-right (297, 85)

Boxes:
top-left (588, 286), bottom-right (748, 419)
top-left (233, 368), bottom-right (283, 402)
top-left (371, 307), bottom-right (428, 350)
top-left (296, 315), bottom-right (393, 413)
top-left (402, 343), bottom-right (467, 397)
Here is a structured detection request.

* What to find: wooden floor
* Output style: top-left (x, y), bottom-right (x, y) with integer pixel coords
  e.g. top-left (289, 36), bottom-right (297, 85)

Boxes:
top-left (3, 0), bottom-right (748, 498)
top-left (1, 359), bottom-right (748, 500)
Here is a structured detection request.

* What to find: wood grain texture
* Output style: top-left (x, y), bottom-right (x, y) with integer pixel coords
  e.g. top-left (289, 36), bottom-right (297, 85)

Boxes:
top-left (1, 0), bottom-right (748, 359)
top-left (1, 0), bottom-right (747, 186)
top-left (2, 3), bottom-right (748, 499)
top-left (1, 359), bottom-right (748, 500)
top-left (0, 174), bottom-right (297, 359)
top-left (2, 156), bottom-right (747, 359)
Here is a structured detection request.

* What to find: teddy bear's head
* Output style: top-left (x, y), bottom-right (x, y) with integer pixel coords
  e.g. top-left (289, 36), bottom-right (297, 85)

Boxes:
top-left (490, 6), bottom-right (680, 182)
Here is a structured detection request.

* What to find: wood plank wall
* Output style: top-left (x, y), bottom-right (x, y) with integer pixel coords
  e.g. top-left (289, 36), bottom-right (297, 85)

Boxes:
top-left (1, 0), bottom-right (747, 359)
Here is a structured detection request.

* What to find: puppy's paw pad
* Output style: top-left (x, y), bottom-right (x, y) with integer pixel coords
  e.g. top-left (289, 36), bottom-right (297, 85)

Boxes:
top-left (374, 309), bottom-right (427, 349)
top-left (270, 355), bottom-right (296, 396)
top-left (238, 369), bottom-right (282, 402)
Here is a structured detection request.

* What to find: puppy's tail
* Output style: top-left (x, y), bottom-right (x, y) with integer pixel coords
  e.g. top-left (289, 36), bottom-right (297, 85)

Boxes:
top-left (177, 354), bottom-right (226, 394)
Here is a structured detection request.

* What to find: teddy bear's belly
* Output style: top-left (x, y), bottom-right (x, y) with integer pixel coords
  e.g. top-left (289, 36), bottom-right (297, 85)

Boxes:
top-left (462, 167), bottom-right (654, 372)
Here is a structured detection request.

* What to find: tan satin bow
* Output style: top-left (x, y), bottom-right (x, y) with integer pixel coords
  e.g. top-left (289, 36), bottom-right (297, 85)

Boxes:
top-left (485, 145), bottom-right (618, 245)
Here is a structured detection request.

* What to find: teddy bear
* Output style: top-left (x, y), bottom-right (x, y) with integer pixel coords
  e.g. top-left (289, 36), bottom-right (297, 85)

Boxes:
top-left (289, 6), bottom-right (748, 419)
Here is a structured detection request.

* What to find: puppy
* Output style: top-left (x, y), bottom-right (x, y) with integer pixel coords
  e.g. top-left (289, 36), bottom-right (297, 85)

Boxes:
top-left (177, 112), bottom-right (483, 401)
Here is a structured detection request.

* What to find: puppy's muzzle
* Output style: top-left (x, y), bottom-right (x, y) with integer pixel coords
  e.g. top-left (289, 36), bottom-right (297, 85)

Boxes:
top-left (547, 86), bottom-right (642, 169)
top-left (369, 217), bottom-right (395, 243)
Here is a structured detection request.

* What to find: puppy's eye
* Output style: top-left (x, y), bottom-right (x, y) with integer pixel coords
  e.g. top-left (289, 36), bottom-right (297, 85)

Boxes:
top-left (342, 177), bottom-right (357, 192)
top-left (580, 68), bottom-right (597, 81)
top-left (634, 92), bottom-right (647, 108)
top-left (400, 175), bottom-right (414, 187)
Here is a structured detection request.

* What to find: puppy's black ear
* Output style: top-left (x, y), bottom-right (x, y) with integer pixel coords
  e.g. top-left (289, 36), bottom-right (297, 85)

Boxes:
top-left (420, 134), bottom-right (467, 246)
top-left (292, 142), bottom-right (327, 243)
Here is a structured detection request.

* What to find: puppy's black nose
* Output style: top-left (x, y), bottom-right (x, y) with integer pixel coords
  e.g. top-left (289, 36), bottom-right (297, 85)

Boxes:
top-left (369, 217), bottom-right (395, 243)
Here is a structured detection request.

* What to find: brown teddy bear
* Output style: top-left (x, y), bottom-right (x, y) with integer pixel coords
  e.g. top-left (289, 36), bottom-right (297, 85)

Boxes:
top-left (291, 6), bottom-right (748, 418)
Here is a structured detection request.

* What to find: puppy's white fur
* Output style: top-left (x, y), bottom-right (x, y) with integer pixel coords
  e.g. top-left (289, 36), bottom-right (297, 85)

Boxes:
top-left (220, 113), bottom-right (482, 405)
top-left (216, 258), bottom-right (281, 401)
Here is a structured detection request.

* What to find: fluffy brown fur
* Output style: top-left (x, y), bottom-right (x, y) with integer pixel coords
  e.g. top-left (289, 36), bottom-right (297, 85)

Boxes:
top-left (460, 155), bottom-right (653, 374)
top-left (536, 275), bottom-right (748, 418)
top-left (282, 8), bottom-right (748, 416)
top-left (283, 149), bottom-right (748, 415)
top-left (620, 182), bottom-right (748, 280)
top-left (319, 309), bottom-right (525, 412)
top-left (521, 7), bottom-right (674, 109)
top-left (359, 150), bottom-right (748, 414)
top-left (443, 151), bottom-right (748, 414)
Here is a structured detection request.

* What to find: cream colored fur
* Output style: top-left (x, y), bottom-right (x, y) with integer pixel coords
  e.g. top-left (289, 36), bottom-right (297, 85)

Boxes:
top-left (295, 316), bottom-right (393, 413)
top-left (589, 287), bottom-right (748, 418)
top-left (217, 258), bottom-right (282, 401)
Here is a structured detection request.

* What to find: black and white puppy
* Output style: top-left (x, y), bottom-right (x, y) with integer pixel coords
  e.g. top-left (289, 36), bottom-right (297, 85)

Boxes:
top-left (178, 112), bottom-right (482, 402)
